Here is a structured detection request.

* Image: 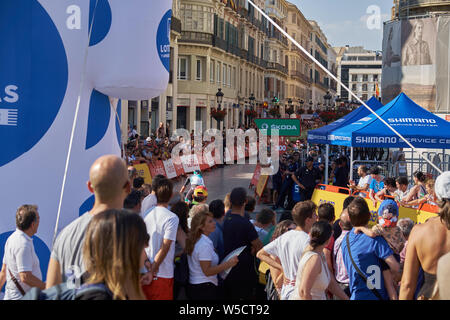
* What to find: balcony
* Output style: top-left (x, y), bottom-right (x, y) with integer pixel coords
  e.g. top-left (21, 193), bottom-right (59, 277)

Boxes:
top-left (170, 16), bottom-right (182, 34)
top-left (290, 70), bottom-right (312, 84)
top-left (268, 33), bottom-right (288, 47)
top-left (314, 80), bottom-right (329, 91)
top-left (213, 36), bottom-right (227, 51)
top-left (240, 49), bottom-right (248, 60)
top-left (267, 62), bottom-right (288, 74)
top-left (179, 31), bottom-right (213, 46)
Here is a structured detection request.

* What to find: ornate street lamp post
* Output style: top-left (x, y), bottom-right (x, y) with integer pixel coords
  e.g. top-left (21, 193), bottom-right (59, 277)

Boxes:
top-left (248, 93), bottom-right (255, 125)
top-left (334, 95), bottom-right (342, 112)
top-left (323, 91), bottom-right (332, 111)
top-left (213, 88), bottom-right (224, 129)
top-left (286, 98), bottom-right (293, 117)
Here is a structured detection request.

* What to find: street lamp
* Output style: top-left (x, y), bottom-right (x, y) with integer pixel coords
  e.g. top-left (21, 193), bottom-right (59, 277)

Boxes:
top-left (323, 91), bottom-right (332, 111)
top-left (216, 88), bottom-right (224, 109)
top-left (214, 88), bottom-right (224, 129)
top-left (249, 93), bottom-right (255, 110)
top-left (287, 98), bottom-right (293, 117)
top-left (248, 93), bottom-right (255, 126)
top-left (334, 95), bottom-right (342, 111)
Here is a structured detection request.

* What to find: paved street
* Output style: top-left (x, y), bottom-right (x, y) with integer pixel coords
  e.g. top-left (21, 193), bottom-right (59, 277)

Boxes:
top-left (172, 163), bottom-right (270, 215)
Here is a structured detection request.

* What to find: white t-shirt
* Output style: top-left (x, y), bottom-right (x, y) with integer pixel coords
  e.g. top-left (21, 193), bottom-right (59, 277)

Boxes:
top-left (188, 234), bottom-right (219, 286)
top-left (263, 229), bottom-right (310, 300)
top-left (144, 206), bottom-right (179, 278)
top-left (141, 193), bottom-right (157, 218)
top-left (357, 175), bottom-right (373, 191)
top-left (2, 229), bottom-right (42, 300)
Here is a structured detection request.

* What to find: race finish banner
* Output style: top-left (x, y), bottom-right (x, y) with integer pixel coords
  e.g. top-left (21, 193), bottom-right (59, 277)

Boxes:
top-left (254, 118), bottom-right (301, 136)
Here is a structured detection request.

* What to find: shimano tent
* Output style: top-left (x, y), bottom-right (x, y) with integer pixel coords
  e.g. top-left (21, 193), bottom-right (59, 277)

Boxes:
top-left (328, 93), bottom-right (450, 181)
top-left (307, 96), bottom-right (383, 145)
top-left (329, 93), bottom-right (450, 149)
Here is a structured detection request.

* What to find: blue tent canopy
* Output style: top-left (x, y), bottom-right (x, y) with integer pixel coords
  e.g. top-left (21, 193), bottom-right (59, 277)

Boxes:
top-left (329, 93), bottom-right (450, 149)
top-left (307, 96), bottom-right (383, 144)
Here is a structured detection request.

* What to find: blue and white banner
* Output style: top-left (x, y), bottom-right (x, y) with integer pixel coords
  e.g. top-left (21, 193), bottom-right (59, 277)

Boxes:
top-left (0, 0), bottom-right (172, 280)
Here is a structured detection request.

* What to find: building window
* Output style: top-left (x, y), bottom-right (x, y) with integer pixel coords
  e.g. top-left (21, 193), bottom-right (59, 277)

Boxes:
top-left (210, 59), bottom-right (215, 83)
top-left (196, 59), bottom-right (202, 81)
top-left (178, 57), bottom-right (188, 80)
top-left (228, 65), bottom-right (231, 87)
top-left (352, 74), bottom-right (357, 82)
top-left (216, 62), bottom-right (221, 84)
top-left (373, 74), bottom-right (379, 81)
top-left (362, 84), bottom-right (368, 92)
top-left (363, 74), bottom-right (368, 82)
top-left (223, 64), bottom-right (227, 86)
top-left (352, 84), bottom-right (357, 91)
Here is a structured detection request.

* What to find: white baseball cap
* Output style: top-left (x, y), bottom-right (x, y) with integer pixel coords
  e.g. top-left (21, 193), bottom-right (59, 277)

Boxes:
top-left (435, 171), bottom-right (450, 201)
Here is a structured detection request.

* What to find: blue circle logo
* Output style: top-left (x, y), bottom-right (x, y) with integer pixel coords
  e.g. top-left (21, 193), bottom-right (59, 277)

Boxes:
top-left (156, 9), bottom-right (172, 73)
top-left (0, 1), bottom-right (68, 167)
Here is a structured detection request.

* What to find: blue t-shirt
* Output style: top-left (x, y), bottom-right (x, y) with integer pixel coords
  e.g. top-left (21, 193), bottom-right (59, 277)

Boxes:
top-left (369, 179), bottom-right (384, 194)
top-left (208, 220), bottom-right (224, 261)
top-left (341, 229), bottom-right (393, 300)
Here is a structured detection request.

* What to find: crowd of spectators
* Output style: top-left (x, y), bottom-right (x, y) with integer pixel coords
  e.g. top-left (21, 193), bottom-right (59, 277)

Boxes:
top-left (1, 153), bottom-right (449, 301)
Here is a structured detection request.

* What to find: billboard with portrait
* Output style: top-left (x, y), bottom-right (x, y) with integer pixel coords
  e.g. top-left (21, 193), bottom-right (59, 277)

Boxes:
top-left (382, 17), bottom-right (442, 111)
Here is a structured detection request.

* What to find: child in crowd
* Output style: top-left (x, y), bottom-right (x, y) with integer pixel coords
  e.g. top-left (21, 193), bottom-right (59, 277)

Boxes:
top-left (354, 199), bottom-right (406, 300)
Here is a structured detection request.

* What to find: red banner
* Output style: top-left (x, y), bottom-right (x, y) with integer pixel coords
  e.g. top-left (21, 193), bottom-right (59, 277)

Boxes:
top-left (149, 160), bottom-right (167, 178)
top-left (172, 159), bottom-right (185, 177)
top-left (250, 164), bottom-right (262, 188)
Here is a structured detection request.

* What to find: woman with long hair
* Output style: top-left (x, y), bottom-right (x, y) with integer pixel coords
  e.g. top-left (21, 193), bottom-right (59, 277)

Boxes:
top-left (78, 209), bottom-right (149, 300)
top-left (401, 171), bottom-right (427, 207)
top-left (185, 211), bottom-right (238, 300)
top-left (290, 221), bottom-right (349, 300)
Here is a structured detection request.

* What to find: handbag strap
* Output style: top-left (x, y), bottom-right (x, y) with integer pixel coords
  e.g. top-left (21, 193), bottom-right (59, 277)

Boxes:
top-left (345, 233), bottom-right (385, 301)
top-left (8, 268), bottom-right (26, 296)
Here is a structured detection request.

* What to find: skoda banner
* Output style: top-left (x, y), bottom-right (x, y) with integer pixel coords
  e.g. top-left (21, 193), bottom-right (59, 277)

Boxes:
top-left (254, 118), bottom-right (301, 136)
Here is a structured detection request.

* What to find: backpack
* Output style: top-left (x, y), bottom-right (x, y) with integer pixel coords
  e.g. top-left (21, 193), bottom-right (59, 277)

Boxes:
top-left (21, 282), bottom-right (109, 300)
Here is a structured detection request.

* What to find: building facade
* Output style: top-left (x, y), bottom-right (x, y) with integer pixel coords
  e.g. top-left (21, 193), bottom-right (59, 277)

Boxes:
top-left (121, 0), bottom-right (338, 139)
top-left (309, 20), bottom-right (332, 110)
top-left (285, 2), bottom-right (313, 112)
top-left (392, 0), bottom-right (450, 19)
top-left (336, 46), bottom-right (382, 103)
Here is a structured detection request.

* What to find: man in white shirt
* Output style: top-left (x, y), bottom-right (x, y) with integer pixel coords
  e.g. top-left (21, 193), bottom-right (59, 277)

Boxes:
top-left (0, 205), bottom-right (45, 299)
top-left (257, 201), bottom-right (318, 300)
top-left (348, 165), bottom-right (372, 195)
top-left (141, 174), bottom-right (166, 218)
top-left (143, 177), bottom-right (179, 300)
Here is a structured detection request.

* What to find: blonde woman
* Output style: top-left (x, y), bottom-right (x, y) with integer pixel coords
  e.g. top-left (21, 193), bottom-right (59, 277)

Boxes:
top-left (185, 212), bottom-right (238, 300)
top-left (290, 221), bottom-right (349, 300)
top-left (77, 209), bottom-right (149, 300)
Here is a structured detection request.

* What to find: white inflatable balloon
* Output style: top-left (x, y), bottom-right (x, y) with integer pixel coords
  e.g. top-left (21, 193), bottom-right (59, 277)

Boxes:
top-left (0, 0), bottom-right (172, 279)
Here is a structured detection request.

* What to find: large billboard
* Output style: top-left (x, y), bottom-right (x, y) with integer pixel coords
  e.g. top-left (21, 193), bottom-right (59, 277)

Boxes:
top-left (382, 17), bottom-right (439, 111)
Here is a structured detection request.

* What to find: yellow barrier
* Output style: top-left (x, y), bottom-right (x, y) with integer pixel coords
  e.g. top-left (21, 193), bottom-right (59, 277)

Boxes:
top-left (311, 185), bottom-right (438, 226)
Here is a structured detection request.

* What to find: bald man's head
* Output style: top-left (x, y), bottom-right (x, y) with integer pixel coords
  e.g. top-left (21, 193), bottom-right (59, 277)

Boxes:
top-left (89, 155), bottom-right (129, 203)
top-left (339, 209), bottom-right (352, 231)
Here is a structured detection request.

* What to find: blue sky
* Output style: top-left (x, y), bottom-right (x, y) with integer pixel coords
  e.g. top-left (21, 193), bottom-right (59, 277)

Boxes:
top-left (290, 0), bottom-right (393, 51)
